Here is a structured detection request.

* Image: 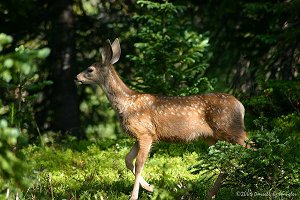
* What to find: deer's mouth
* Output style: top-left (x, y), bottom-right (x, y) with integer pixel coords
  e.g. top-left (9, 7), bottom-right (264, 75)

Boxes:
top-left (76, 80), bottom-right (84, 84)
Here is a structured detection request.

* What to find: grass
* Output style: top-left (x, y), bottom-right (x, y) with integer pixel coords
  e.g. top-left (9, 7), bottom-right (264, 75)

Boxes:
top-left (3, 138), bottom-right (216, 200)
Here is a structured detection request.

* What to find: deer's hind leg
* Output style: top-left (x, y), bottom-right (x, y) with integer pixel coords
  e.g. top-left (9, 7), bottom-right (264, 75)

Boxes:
top-left (125, 141), bottom-right (154, 192)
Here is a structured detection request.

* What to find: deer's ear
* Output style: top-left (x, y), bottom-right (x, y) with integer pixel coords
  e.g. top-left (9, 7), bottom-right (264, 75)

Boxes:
top-left (101, 40), bottom-right (113, 65)
top-left (111, 38), bottom-right (121, 64)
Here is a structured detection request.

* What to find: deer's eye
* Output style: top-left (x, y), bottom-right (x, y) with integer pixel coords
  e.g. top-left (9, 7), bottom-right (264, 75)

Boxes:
top-left (87, 68), bottom-right (94, 73)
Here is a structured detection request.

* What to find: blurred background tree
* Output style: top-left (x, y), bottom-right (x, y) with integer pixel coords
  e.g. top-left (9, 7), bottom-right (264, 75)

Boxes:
top-left (196, 0), bottom-right (299, 94)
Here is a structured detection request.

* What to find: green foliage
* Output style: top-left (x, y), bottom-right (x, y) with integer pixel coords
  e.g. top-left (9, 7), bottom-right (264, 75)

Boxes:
top-left (0, 120), bottom-right (20, 178)
top-left (244, 80), bottom-right (300, 128)
top-left (0, 33), bottom-right (51, 192)
top-left (128, 0), bottom-right (213, 96)
top-left (0, 119), bottom-right (29, 192)
top-left (0, 33), bottom-right (52, 137)
top-left (191, 113), bottom-right (300, 199)
top-left (0, 33), bottom-right (13, 52)
top-left (79, 86), bottom-right (121, 140)
top-left (201, 0), bottom-right (299, 92)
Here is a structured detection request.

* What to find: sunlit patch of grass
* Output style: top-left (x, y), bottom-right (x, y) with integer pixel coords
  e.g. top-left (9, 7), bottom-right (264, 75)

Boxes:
top-left (18, 138), bottom-right (209, 199)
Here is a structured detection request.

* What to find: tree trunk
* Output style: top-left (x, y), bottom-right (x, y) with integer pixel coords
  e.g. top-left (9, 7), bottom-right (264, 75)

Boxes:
top-left (48, 0), bottom-right (81, 137)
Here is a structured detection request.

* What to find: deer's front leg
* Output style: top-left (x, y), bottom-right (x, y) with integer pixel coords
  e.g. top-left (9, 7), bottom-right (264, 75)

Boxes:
top-left (125, 142), bottom-right (154, 192)
top-left (130, 136), bottom-right (153, 200)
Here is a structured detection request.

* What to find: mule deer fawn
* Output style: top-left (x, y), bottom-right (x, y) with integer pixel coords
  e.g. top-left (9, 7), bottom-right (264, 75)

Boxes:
top-left (75, 39), bottom-right (248, 200)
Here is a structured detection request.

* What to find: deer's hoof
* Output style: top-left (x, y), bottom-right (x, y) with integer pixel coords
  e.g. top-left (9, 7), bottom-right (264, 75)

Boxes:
top-left (142, 184), bottom-right (154, 192)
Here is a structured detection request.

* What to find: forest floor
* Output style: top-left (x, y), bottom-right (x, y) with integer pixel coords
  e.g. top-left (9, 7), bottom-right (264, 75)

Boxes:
top-left (6, 138), bottom-right (244, 200)
top-left (3, 135), bottom-right (299, 200)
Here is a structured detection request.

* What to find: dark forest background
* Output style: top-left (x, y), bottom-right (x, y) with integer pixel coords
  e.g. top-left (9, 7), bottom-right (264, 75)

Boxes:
top-left (0, 0), bottom-right (299, 199)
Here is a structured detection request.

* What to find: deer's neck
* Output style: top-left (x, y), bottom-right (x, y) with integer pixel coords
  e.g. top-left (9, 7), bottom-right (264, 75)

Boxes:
top-left (101, 67), bottom-right (136, 113)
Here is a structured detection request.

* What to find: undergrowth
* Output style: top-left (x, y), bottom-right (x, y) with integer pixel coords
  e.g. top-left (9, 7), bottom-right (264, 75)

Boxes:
top-left (1, 139), bottom-right (210, 200)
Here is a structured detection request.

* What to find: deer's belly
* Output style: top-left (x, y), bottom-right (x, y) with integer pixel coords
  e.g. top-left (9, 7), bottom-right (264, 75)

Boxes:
top-left (154, 116), bottom-right (214, 142)
top-left (123, 113), bottom-right (214, 141)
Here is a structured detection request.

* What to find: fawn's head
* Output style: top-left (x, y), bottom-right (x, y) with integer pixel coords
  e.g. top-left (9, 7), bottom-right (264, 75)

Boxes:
top-left (75, 38), bottom-right (121, 85)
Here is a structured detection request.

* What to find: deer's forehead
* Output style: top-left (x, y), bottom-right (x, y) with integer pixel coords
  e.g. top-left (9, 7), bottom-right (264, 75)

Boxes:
top-left (90, 62), bottom-right (102, 68)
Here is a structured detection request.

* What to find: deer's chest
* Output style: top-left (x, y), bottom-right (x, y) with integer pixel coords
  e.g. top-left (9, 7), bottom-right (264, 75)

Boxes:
top-left (120, 112), bottom-right (157, 139)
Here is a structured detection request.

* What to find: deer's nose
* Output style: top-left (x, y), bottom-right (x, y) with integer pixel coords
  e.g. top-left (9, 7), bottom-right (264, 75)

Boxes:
top-left (74, 76), bottom-right (79, 82)
top-left (74, 75), bottom-right (84, 84)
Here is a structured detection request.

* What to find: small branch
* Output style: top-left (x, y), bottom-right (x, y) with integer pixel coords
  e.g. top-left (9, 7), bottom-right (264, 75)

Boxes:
top-left (207, 170), bottom-right (227, 199)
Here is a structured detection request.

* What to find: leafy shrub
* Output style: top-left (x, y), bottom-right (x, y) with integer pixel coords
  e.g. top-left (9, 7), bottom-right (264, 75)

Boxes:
top-left (0, 119), bottom-right (29, 194)
top-left (0, 33), bottom-right (52, 139)
top-left (79, 86), bottom-right (122, 140)
top-left (127, 0), bottom-right (214, 96)
top-left (0, 33), bottom-right (51, 196)
top-left (191, 113), bottom-right (300, 199)
top-left (244, 80), bottom-right (300, 128)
